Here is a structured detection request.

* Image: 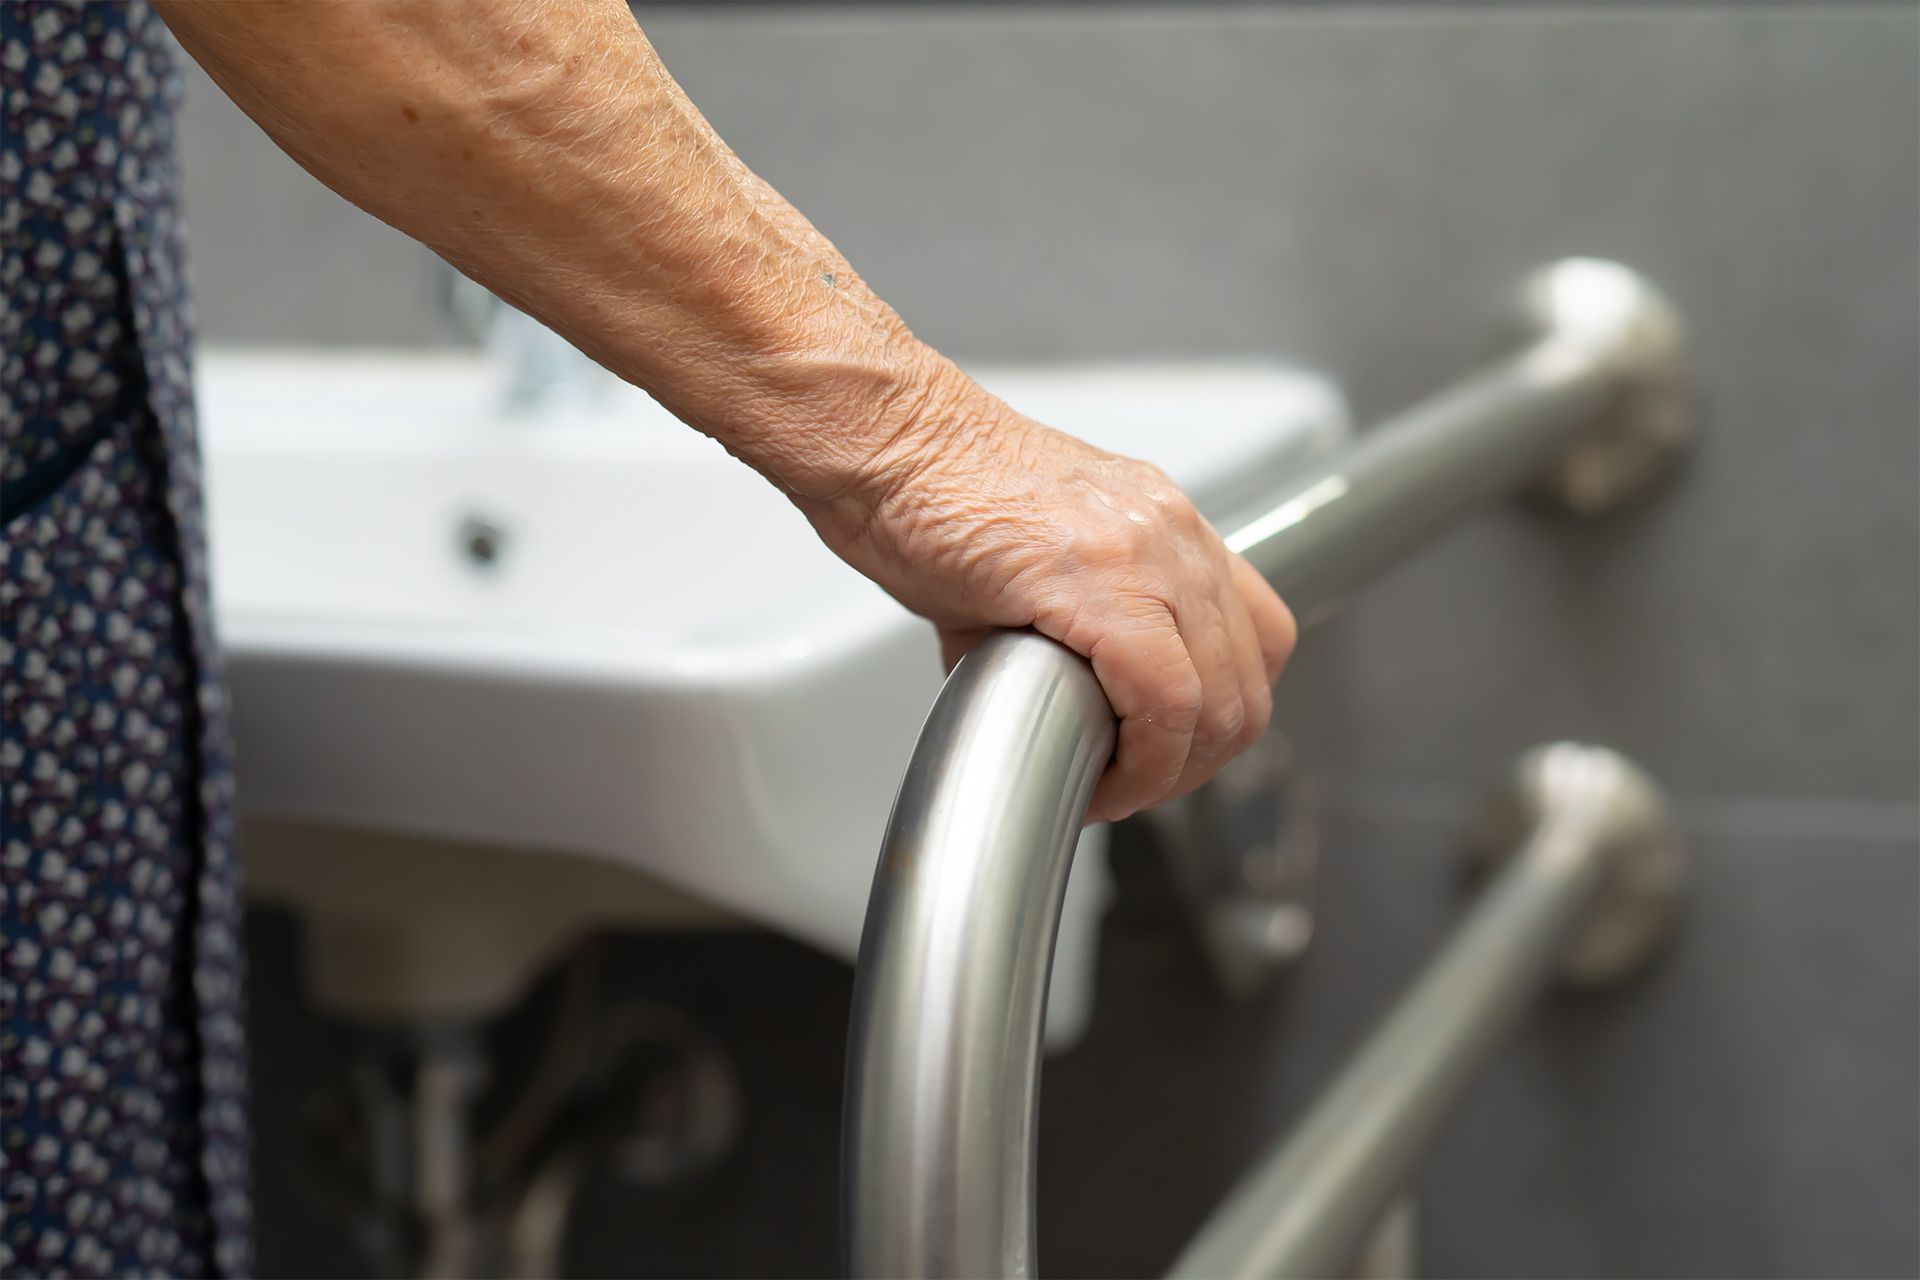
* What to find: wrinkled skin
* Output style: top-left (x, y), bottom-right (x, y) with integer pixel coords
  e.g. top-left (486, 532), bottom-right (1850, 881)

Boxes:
top-left (158, 0), bottom-right (1298, 821)
top-left (798, 362), bottom-right (1296, 823)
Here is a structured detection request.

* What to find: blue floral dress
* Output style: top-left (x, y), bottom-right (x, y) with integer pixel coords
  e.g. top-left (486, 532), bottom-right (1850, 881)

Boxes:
top-left (2, 2), bottom-right (249, 1274)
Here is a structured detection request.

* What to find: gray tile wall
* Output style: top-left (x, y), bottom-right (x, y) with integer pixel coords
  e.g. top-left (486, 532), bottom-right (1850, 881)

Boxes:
top-left (173, 4), bottom-right (1919, 1276)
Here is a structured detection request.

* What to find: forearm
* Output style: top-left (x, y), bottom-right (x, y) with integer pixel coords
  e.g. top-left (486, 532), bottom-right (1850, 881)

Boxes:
top-left (156, 0), bottom-right (973, 499)
top-left (158, 0), bottom-right (1298, 822)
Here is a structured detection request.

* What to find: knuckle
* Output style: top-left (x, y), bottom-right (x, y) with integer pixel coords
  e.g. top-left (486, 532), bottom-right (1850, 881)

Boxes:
top-left (1130, 461), bottom-right (1196, 513)
top-left (1079, 522), bottom-right (1139, 567)
top-left (1159, 491), bottom-right (1201, 527)
top-left (1124, 457), bottom-right (1171, 486)
top-left (1197, 692), bottom-right (1247, 752)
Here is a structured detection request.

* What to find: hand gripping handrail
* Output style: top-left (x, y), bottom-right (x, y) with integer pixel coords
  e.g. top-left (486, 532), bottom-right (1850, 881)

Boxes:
top-left (843, 259), bottom-right (1696, 1280)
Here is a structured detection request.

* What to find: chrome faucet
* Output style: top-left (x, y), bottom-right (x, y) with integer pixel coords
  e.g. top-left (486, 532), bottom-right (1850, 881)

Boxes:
top-left (445, 270), bottom-right (610, 413)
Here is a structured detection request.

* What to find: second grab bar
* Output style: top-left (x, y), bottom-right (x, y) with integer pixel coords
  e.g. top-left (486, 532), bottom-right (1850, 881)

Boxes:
top-left (843, 258), bottom-right (1697, 1280)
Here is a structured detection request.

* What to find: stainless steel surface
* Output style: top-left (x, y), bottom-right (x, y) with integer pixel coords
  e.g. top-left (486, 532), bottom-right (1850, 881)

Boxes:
top-left (1168, 745), bottom-right (1684, 1280)
top-left (1148, 738), bottom-right (1321, 998)
top-left (414, 1041), bottom-right (485, 1280)
top-left (1351, 1199), bottom-right (1418, 1280)
top-left (1512, 259), bottom-right (1697, 517)
top-left (1464, 742), bottom-right (1688, 987)
top-left (843, 634), bottom-right (1115, 1280)
top-left (845, 260), bottom-right (1697, 1280)
top-left (1226, 259), bottom-right (1696, 615)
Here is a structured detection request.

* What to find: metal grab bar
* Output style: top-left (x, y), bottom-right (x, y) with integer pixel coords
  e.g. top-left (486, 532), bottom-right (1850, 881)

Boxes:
top-left (843, 259), bottom-right (1697, 1280)
top-left (1168, 744), bottom-right (1685, 1279)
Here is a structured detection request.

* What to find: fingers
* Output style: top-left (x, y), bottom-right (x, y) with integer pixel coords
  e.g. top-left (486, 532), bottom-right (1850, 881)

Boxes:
top-left (1168, 588), bottom-right (1251, 798)
top-left (1081, 605), bottom-right (1202, 824)
top-left (1078, 555), bottom-right (1296, 823)
top-left (1230, 554), bottom-right (1298, 686)
top-left (1221, 574), bottom-right (1275, 761)
top-left (1167, 552), bottom-right (1284, 799)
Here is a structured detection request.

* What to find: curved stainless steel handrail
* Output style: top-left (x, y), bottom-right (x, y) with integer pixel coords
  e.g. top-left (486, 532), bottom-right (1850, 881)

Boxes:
top-left (844, 259), bottom-right (1695, 1280)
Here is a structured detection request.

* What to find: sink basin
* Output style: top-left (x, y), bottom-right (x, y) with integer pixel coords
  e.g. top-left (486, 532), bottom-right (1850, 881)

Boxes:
top-left (200, 350), bottom-right (1349, 1035)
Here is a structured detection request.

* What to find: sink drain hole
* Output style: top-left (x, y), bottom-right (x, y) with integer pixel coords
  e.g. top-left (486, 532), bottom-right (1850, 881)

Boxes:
top-left (458, 513), bottom-right (510, 570)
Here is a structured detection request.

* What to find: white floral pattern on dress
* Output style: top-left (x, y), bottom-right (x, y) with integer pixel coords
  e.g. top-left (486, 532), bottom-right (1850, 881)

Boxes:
top-left (3, 1), bottom-right (248, 1274)
top-left (3, 424), bottom-right (210, 1277)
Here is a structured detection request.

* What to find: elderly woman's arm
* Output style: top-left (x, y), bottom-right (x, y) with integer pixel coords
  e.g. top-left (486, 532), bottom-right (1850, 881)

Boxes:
top-left (155, 0), bottom-right (1294, 822)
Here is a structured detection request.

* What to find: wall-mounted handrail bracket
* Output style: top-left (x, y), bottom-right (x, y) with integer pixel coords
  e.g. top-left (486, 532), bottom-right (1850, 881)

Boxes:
top-left (1462, 742), bottom-right (1687, 988)
top-left (1169, 743), bottom-right (1686, 1280)
top-left (843, 259), bottom-right (1699, 1280)
top-left (1509, 259), bottom-right (1698, 517)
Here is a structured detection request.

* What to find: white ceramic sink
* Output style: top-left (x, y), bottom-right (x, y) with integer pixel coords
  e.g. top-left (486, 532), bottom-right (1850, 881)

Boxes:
top-left (200, 350), bottom-right (1349, 1034)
